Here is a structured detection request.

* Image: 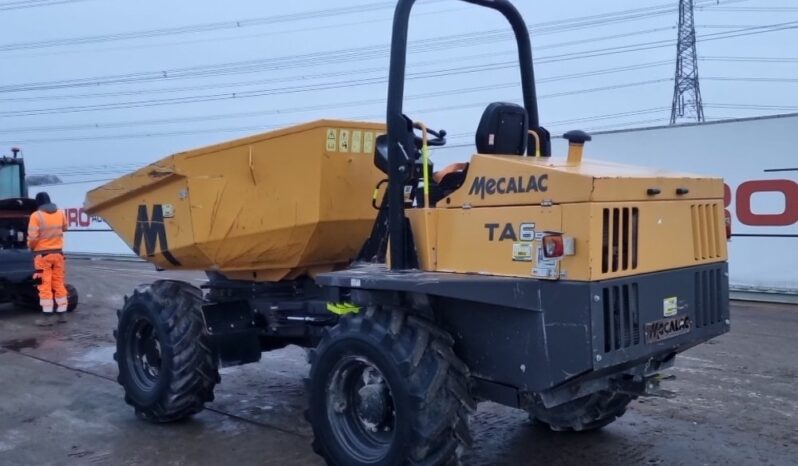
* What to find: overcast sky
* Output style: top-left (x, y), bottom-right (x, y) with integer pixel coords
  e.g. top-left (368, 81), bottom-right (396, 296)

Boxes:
top-left (1, 0), bottom-right (796, 181)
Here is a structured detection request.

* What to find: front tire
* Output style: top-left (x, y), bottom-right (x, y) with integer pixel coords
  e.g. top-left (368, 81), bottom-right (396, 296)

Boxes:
top-left (527, 391), bottom-right (633, 432)
top-left (307, 306), bottom-right (475, 466)
top-left (114, 280), bottom-right (219, 423)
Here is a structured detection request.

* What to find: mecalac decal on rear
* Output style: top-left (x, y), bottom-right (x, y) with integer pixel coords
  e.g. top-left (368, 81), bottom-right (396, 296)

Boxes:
top-left (469, 175), bottom-right (549, 199)
top-left (133, 205), bottom-right (181, 266)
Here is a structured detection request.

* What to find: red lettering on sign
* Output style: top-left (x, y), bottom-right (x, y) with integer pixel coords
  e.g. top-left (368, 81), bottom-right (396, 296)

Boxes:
top-left (78, 209), bottom-right (90, 227)
top-left (66, 208), bottom-right (79, 227)
top-left (735, 180), bottom-right (798, 227)
top-left (724, 184), bottom-right (731, 207)
top-left (65, 208), bottom-right (92, 228)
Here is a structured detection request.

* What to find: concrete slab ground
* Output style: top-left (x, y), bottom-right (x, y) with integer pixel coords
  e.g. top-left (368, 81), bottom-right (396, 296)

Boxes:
top-left (0, 259), bottom-right (796, 465)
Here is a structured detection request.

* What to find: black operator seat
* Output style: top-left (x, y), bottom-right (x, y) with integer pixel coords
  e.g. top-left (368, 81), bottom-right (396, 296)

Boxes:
top-left (433, 102), bottom-right (530, 199)
top-left (476, 102), bottom-right (529, 155)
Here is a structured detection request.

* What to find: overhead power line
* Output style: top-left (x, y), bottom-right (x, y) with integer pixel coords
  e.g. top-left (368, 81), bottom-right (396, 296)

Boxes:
top-left (1, 20), bottom-right (791, 116)
top-left (702, 7), bottom-right (798, 12)
top-left (1, 14), bottom-right (784, 97)
top-left (0, 0), bottom-right (741, 53)
top-left (2, 78), bottom-right (672, 145)
top-left (535, 21), bottom-right (798, 64)
top-left (581, 117), bottom-right (671, 132)
top-left (51, 112), bottom-right (653, 160)
top-left (78, 0), bottom-right (745, 59)
top-left (0, 61), bottom-right (674, 133)
top-left (27, 177), bottom-right (119, 186)
top-left (5, 5), bottom-right (470, 59)
top-left (442, 107), bottom-right (673, 140)
top-left (0, 42), bottom-right (673, 105)
top-left (0, 58), bottom-right (673, 117)
top-left (0, 26), bottom-right (676, 94)
top-left (28, 106), bottom-right (674, 175)
top-left (705, 103), bottom-right (798, 111)
top-left (0, 0), bottom-right (771, 152)
top-left (702, 56), bottom-right (798, 63)
top-left (0, 0), bottom-right (89, 11)
top-left (548, 107), bottom-right (671, 127)
top-left (0, 1), bottom-right (441, 52)
top-left (1, 27), bottom-right (789, 120)
top-left (436, 117), bottom-right (673, 151)
top-left (704, 76), bottom-right (798, 83)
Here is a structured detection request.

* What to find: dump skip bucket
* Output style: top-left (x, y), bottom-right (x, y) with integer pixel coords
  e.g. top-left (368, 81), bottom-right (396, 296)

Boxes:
top-left (85, 120), bottom-right (385, 281)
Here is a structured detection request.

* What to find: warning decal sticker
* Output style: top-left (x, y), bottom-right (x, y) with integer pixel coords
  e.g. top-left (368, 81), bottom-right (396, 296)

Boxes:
top-left (326, 128), bottom-right (338, 152)
top-left (352, 130), bottom-right (363, 153)
top-left (363, 132), bottom-right (376, 154)
top-left (663, 297), bottom-right (678, 317)
top-left (339, 129), bottom-right (351, 153)
top-left (532, 244), bottom-right (558, 278)
top-left (512, 242), bottom-right (533, 262)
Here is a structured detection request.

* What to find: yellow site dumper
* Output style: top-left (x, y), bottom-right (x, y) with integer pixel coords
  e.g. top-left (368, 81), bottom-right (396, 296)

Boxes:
top-left (85, 1), bottom-right (730, 465)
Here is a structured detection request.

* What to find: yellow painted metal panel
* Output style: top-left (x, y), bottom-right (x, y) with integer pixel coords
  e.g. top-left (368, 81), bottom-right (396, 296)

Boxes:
top-left (85, 120), bottom-right (385, 281)
top-left (414, 199), bottom-right (726, 282)
top-left (558, 200), bottom-right (727, 281)
top-left (443, 154), bottom-right (591, 208)
top-left (426, 205), bottom-right (562, 279)
top-left (406, 209), bottom-right (439, 271)
top-left (443, 153), bottom-right (724, 208)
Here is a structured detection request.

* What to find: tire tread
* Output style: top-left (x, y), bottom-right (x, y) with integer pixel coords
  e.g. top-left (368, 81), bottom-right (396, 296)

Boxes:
top-left (528, 391), bottom-right (633, 432)
top-left (308, 306), bottom-right (473, 466)
top-left (116, 280), bottom-right (219, 423)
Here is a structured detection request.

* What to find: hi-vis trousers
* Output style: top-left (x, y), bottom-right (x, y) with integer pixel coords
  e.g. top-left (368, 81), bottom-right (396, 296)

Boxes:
top-left (34, 253), bottom-right (68, 313)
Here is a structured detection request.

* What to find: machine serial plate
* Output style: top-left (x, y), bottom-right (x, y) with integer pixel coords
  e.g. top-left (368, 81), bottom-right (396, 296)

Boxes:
top-left (645, 315), bottom-right (692, 343)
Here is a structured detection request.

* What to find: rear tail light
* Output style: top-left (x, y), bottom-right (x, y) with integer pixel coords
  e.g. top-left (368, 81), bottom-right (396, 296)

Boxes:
top-left (543, 235), bottom-right (564, 258)
top-left (542, 234), bottom-right (575, 259)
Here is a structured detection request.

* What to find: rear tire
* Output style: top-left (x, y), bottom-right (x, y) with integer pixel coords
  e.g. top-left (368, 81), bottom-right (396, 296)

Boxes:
top-left (527, 391), bottom-right (633, 432)
top-left (307, 306), bottom-right (475, 466)
top-left (66, 284), bottom-right (78, 312)
top-left (11, 282), bottom-right (78, 312)
top-left (114, 280), bottom-right (219, 423)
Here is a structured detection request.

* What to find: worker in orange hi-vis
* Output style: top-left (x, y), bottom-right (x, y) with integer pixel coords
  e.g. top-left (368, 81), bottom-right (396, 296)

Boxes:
top-left (27, 192), bottom-right (69, 326)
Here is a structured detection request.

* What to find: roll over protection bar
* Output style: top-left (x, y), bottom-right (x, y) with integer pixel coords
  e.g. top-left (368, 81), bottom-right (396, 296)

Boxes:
top-left (385, 0), bottom-right (548, 269)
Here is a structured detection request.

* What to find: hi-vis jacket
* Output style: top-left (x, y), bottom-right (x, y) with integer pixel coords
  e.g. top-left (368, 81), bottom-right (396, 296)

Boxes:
top-left (27, 203), bottom-right (68, 252)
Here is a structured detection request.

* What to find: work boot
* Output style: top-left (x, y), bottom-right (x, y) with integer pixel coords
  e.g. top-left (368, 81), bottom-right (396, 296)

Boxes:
top-left (57, 312), bottom-right (68, 324)
top-left (35, 314), bottom-right (55, 327)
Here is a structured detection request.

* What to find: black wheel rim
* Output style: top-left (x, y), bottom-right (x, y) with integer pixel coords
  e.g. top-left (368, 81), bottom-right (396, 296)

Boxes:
top-left (127, 317), bottom-right (163, 392)
top-left (326, 355), bottom-right (397, 463)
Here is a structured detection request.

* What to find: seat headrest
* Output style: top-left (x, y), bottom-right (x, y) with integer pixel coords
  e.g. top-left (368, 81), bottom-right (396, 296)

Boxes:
top-left (475, 102), bottom-right (528, 155)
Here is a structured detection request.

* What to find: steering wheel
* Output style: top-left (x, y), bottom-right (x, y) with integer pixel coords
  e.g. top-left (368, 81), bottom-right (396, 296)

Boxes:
top-left (412, 124), bottom-right (447, 149)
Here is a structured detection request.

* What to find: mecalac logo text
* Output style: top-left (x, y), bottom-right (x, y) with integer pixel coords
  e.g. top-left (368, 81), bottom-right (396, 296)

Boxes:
top-left (133, 204), bottom-right (181, 266)
top-left (468, 175), bottom-right (549, 199)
